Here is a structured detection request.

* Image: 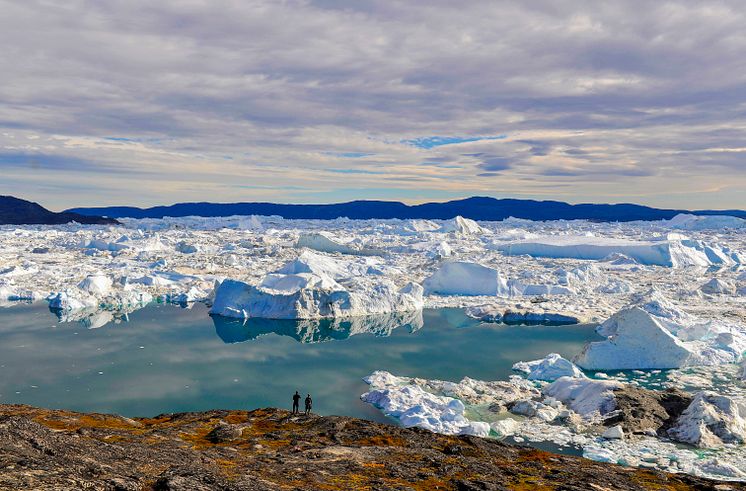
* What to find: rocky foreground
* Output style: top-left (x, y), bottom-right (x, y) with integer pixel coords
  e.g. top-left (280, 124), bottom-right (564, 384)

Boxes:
top-left (0, 405), bottom-right (743, 490)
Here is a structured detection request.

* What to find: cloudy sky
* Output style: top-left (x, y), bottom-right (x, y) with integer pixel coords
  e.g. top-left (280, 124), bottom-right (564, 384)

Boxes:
top-left (1, 0), bottom-right (745, 210)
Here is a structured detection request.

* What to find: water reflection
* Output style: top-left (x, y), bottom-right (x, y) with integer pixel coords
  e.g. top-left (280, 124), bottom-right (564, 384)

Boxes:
top-left (212, 310), bottom-right (424, 344)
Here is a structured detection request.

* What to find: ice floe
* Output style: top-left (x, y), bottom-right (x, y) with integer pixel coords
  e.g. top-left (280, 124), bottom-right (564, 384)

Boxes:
top-left (512, 353), bottom-right (586, 381)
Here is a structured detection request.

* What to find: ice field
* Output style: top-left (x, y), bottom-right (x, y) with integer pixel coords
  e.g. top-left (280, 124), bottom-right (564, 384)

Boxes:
top-left (1, 212), bottom-right (745, 480)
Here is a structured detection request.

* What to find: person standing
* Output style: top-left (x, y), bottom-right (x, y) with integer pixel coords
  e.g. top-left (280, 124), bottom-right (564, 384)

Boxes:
top-left (292, 390), bottom-right (301, 414)
top-left (304, 394), bottom-right (313, 415)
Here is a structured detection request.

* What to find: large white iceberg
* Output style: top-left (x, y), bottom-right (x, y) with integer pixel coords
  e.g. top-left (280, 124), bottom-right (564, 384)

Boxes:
top-left (575, 307), bottom-right (698, 370)
top-left (423, 261), bottom-right (510, 296)
top-left (575, 289), bottom-right (746, 370)
top-left (210, 253), bottom-right (423, 319)
top-left (296, 231), bottom-right (383, 256)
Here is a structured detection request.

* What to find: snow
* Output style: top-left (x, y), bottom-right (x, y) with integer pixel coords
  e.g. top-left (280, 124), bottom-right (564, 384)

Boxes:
top-left (512, 353), bottom-right (586, 381)
top-left (439, 216), bottom-right (486, 235)
top-left (667, 213), bottom-right (746, 230)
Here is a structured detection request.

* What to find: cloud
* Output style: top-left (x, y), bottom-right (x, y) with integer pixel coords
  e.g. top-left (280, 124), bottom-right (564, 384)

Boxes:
top-left (0, 0), bottom-right (744, 209)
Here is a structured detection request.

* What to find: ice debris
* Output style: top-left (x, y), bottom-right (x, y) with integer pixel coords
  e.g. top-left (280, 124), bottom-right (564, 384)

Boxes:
top-left (512, 353), bottom-right (586, 381)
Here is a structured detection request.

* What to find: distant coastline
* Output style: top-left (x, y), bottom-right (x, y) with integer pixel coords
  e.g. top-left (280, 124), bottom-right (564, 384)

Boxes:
top-left (67, 196), bottom-right (746, 222)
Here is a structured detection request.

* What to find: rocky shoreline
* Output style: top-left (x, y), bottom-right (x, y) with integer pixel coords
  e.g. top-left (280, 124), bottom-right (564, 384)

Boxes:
top-left (0, 404), bottom-right (742, 490)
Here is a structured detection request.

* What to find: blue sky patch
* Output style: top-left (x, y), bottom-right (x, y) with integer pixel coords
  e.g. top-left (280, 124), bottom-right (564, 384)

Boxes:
top-left (403, 135), bottom-right (506, 149)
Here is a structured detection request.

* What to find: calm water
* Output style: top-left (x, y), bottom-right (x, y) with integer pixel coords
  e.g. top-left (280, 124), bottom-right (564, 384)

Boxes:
top-left (0, 303), bottom-right (599, 423)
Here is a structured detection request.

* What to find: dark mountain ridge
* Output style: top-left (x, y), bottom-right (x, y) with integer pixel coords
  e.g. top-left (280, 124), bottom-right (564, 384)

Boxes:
top-left (67, 196), bottom-right (746, 222)
top-left (0, 196), bottom-right (118, 225)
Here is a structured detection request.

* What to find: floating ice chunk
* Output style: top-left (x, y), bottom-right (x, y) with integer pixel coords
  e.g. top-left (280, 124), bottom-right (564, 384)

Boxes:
top-left (490, 418), bottom-right (520, 438)
top-left (296, 232), bottom-right (382, 256)
top-left (408, 219), bottom-right (440, 233)
top-left (175, 241), bottom-right (199, 254)
top-left (47, 290), bottom-right (98, 311)
top-left (602, 425), bottom-right (625, 440)
top-left (700, 278), bottom-right (736, 295)
top-left (576, 308), bottom-right (698, 370)
top-left (238, 215), bottom-right (264, 231)
top-left (361, 384), bottom-right (479, 435)
top-left (423, 261), bottom-right (509, 296)
top-left (699, 458), bottom-right (746, 479)
top-left (667, 391), bottom-right (746, 447)
top-left (509, 400), bottom-right (559, 422)
top-left (77, 274), bottom-right (113, 296)
top-left (363, 370), bottom-right (409, 389)
top-left (464, 304), bottom-right (503, 322)
top-left (543, 377), bottom-right (622, 418)
top-left (512, 353), bottom-right (586, 381)
top-left (439, 216), bottom-right (486, 235)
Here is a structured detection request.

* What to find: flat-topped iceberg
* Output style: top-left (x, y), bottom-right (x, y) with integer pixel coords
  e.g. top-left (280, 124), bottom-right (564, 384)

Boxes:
top-left (423, 261), bottom-right (510, 296)
top-left (494, 235), bottom-right (740, 267)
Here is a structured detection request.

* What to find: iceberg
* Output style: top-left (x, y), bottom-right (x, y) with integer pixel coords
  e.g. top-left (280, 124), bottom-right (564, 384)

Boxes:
top-left (512, 353), bottom-right (586, 381)
top-left (493, 235), bottom-right (735, 267)
top-left (423, 261), bottom-right (509, 296)
top-left (296, 231), bottom-right (383, 256)
top-left (575, 307), bottom-right (698, 370)
top-left (667, 391), bottom-right (746, 447)
top-left (543, 377), bottom-right (622, 418)
top-left (210, 253), bottom-right (423, 319)
top-left (439, 216), bottom-right (486, 235)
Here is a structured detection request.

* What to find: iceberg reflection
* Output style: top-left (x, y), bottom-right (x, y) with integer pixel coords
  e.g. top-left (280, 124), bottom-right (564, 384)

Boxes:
top-left (211, 310), bottom-right (424, 344)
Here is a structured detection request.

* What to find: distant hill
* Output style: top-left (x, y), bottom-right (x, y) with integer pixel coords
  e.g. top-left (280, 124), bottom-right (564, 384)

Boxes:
top-left (0, 196), bottom-right (119, 225)
top-left (67, 196), bottom-right (746, 222)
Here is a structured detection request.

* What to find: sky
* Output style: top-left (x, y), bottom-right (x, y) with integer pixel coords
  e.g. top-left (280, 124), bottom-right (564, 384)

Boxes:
top-left (1, 0), bottom-right (745, 211)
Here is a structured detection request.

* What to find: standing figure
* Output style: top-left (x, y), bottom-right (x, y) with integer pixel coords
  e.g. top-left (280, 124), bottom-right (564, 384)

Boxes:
top-left (305, 394), bottom-right (313, 415)
top-left (292, 390), bottom-right (301, 414)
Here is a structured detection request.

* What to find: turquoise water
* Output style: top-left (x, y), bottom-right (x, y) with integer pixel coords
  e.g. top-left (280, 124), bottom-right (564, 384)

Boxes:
top-left (0, 303), bottom-right (600, 422)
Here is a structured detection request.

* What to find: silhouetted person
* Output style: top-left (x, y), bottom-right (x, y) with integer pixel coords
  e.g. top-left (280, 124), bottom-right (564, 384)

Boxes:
top-left (305, 394), bottom-right (313, 415)
top-left (292, 391), bottom-right (301, 414)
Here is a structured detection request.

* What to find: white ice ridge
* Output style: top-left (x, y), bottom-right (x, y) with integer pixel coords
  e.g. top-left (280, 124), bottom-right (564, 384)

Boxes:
top-left (1, 213), bottom-right (744, 329)
top-left (210, 250), bottom-right (424, 319)
top-left (574, 289), bottom-right (746, 370)
top-left (493, 235), bottom-right (741, 267)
